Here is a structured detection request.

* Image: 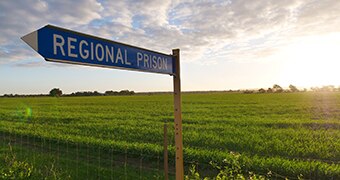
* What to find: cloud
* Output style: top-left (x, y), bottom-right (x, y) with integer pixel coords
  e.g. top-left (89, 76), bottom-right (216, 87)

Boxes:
top-left (0, 0), bottom-right (102, 63)
top-left (0, 0), bottom-right (339, 66)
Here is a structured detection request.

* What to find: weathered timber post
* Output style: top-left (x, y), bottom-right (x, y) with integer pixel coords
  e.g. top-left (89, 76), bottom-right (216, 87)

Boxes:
top-left (164, 121), bottom-right (169, 180)
top-left (172, 49), bottom-right (183, 180)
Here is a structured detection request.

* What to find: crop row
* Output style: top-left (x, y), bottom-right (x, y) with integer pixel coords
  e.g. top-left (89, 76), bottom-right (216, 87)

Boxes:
top-left (0, 92), bottom-right (339, 178)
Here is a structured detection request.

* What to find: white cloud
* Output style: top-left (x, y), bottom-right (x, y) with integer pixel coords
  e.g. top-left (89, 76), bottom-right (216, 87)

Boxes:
top-left (0, 0), bottom-right (103, 63)
top-left (0, 0), bottom-right (339, 66)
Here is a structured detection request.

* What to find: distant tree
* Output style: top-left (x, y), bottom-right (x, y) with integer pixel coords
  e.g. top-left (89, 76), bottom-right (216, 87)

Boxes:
top-left (273, 84), bottom-right (283, 93)
top-left (311, 87), bottom-right (319, 92)
top-left (70, 91), bottom-right (103, 96)
top-left (258, 88), bottom-right (266, 93)
top-left (321, 85), bottom-right (335, 92)
top-left (267, 88), bottom-right (273, 93)
top-left (93, 91), bottom-right (101, 96)
top-left (243, 90), bottom-right (254, 94)
top-left (289, 84), bottom-right (299, 92)
top-left (119, 90), bottom-right (135, 95)
top-left (3, 94), bottom-right (14, 97)
top-left (105, 90), bottom-right (119, 96)
top-left (49, 88), bottom-right (62, 97)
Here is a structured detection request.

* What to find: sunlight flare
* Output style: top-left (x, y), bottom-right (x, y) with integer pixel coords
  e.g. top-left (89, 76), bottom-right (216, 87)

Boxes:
top-left (279, 33), bottom-right (340, 88)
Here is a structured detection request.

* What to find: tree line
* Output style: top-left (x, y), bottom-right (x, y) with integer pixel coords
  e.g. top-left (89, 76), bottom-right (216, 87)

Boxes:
top-left (254, 84), bottom-right (301, 94)
top-left (2, 88), bottom-right (135, 97)
top-left (243, 84), bottom-right (340, 94)
top-left (61, 89), bottom-right (135, 97)
top-left (2, 85), bottom-right (340, 97)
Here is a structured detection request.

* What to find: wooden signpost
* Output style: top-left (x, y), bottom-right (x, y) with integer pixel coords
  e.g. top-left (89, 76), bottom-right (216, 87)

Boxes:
top-left (22, 24), bottom-right (184, 179)
top-left (172, 49), bottom-right (183, 179)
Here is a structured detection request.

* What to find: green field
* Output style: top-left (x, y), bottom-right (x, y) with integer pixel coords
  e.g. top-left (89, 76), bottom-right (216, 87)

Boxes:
top-left (1, 92), bottom-right (340, 179)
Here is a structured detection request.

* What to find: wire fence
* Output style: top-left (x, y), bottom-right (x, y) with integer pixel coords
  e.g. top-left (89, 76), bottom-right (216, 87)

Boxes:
top-left (0, 130), bottom-right (177, 179)
top-left (0, 128), bottom-right (330, 180)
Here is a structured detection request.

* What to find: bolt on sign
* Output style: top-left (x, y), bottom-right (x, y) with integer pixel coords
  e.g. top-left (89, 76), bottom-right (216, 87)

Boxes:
top-left (22, 24), bottom-right (184, 180)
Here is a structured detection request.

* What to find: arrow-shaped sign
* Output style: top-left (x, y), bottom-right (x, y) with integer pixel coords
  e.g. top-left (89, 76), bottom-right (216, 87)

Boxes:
top-left (22, 24), bottom-right (174, 75)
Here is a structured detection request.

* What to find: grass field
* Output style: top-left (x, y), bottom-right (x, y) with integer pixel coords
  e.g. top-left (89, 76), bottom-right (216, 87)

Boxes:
top-left (0, 92), bottom-right (340, 179)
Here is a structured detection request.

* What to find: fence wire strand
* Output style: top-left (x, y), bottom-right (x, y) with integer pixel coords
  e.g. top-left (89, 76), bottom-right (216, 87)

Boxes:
top-left (0, 129), bottom-right (326, 180)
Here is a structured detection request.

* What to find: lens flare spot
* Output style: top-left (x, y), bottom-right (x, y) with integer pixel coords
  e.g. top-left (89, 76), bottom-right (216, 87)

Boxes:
top-left (15, 105), bottom-right (33, 122)
top-left (25, 107), bottom-right (32, 119)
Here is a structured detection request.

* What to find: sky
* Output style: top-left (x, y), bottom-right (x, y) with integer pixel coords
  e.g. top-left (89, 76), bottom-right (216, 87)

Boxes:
top-left (1, 0), bottom-right (340, 95)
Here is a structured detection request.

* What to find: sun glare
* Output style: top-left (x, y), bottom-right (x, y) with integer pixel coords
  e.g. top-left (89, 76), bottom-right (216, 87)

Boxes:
top-left (279, 33), bottom-right (340, 88)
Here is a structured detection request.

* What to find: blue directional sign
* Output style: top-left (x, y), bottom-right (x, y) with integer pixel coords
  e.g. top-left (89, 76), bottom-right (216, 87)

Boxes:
top-left (21, 25), bottom-right (174, 75)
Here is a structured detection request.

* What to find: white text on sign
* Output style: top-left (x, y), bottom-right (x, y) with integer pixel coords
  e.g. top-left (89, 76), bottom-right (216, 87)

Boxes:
top-left (53, 34), bottom-right (168, 70)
